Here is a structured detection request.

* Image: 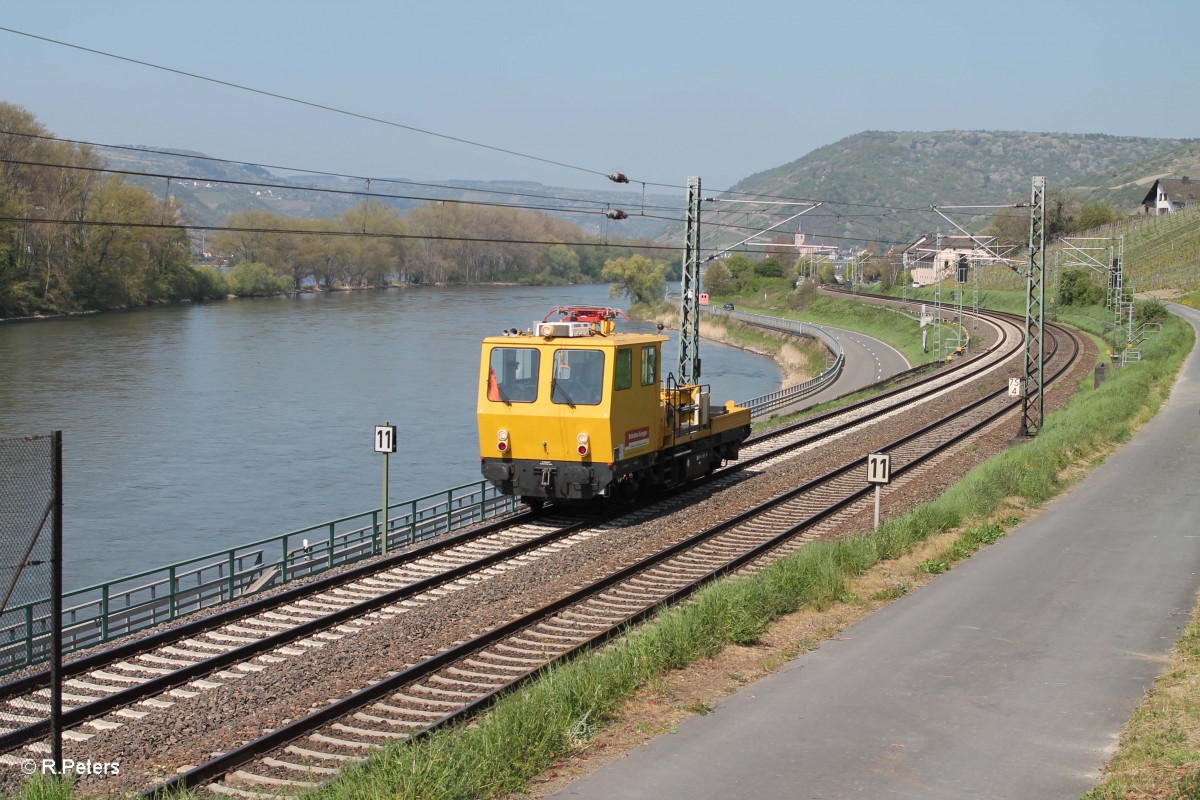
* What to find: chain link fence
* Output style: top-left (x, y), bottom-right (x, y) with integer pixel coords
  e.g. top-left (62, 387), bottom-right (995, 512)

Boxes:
top-left (0, 432), bottom-right (62, 764)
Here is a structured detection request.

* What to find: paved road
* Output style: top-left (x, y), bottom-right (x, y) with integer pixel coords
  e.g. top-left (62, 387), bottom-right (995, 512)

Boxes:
top-left (553, 302), bottom-right (1200, 800)
top-left (775, 325), bottom-right (911, 415)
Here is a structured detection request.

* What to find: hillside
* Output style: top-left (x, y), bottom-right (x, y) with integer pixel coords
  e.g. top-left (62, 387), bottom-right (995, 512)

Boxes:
top-left (1073, 140), bottom-right (1200, 209)
top-left (721, 130), bottom-right (1187, 249)
top-left (97, 145), bottom-right (682, 240)
top-left (99, 131), bottom-right (1195, 255)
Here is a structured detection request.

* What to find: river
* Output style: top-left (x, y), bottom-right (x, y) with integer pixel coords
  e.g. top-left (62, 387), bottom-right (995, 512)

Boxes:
top-left (0, 284), bottom-right (780, 590)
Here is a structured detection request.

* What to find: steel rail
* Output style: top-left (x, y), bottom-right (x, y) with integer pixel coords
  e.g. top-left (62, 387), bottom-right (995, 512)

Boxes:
top-left (144, 321), bottom-right (1080, 798)
top-left (3, 303), bottom-right (1031, 761)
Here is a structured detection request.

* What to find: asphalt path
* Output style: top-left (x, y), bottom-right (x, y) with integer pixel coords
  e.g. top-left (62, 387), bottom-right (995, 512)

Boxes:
top-left (553, 302), bottom-right (1200, 799)
top-left (779, 325), bottom-right (911, 414)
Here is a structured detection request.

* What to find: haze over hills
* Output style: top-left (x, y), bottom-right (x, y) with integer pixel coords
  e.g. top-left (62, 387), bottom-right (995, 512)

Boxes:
top-left (97, 145), bottom-right (684, 241)
top-left (98, 130), bottom-right (1195, 255)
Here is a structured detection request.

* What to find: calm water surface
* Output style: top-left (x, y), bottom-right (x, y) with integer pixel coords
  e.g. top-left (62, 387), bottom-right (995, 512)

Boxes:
top-left (0, 284), bottom-right (780, 589)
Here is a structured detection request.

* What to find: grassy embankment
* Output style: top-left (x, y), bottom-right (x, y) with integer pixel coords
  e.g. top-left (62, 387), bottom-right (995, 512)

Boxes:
top-left (20, 293), bottom-right (1195, 800)
top-left (299, 304), bottom-right (1189, 800)
top-left (628, 300), bottom-right (828, 387)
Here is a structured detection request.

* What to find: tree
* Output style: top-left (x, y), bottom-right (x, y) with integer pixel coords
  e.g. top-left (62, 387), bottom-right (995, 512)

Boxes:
top-left (986, 207), bottom-right (1030, 249)
top-left (1046, 187), bottom-right (1081, 239)
top-left (756, 257), bottom-right (784, 278)
top-left (535, 243), bottom-right (581, 285)
top-left (601, 254), bottom-right (666, 305)
top-left (702, 260), bottom-right (734, 295)
top-left (816, 261), bottom-right (838, 285)
top-left (724, 254), bottom-right (755, 286)
top-left (1077, 200), bottom-right (1116, 232)
top-left (1058, 269), bottom-right (1104, 306)
top-left (225, 261), bottom-right (289, 296)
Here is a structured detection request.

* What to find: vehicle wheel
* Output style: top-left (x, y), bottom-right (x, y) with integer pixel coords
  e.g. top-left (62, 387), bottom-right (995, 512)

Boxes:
top-left (522, 496), bottom-right (545, 511)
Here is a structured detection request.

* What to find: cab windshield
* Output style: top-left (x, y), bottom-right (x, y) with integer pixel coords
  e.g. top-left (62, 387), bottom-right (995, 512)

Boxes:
top-left (551, 349), bottom-right (604, 406)
top-left (488, 347), bottom-right (540, 403)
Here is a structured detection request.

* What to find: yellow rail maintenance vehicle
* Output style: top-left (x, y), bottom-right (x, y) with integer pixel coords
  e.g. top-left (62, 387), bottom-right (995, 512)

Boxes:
top-left (478, 306), bottom-right (751, 507)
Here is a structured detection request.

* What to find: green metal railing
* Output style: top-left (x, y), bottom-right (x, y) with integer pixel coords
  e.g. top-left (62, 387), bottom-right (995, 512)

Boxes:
top-left (0, 479), bottom-right (518, 675)
top-left (1, 310), bottom-right (844, 677)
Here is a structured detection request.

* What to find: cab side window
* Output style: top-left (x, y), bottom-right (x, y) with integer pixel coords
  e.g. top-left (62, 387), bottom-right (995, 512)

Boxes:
top-left (641, 346), bottom-right (657, 386)
top-left (614, 349), bottom-right (632, 391)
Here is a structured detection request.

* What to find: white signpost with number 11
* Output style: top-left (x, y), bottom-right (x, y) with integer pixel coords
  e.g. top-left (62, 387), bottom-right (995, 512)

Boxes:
top-left (375, 423), bottom-right (397, 553)
top-left (866, 452), bottom-right (891, 530)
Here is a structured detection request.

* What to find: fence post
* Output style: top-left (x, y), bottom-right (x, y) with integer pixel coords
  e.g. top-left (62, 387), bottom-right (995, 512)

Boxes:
top-left (370, 510), bottom-right (379, 556)
top-left (227, 551), bottom-right (236, 602)
top-left (409, 499), bottom-right (417, 546)
top-left (24, 605), bottom-right (33, 665)
top-left (280, 537), bottom-right (289, 584)
top-left (100, 584), bottom-right (110, 641)
top-left (168, 565), bottom-right (177, 621)
top-left (327, 522), bottom-right (336, 569)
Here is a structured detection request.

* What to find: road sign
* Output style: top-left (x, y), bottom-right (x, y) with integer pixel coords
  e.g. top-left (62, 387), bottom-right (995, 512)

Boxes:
top-left (374, 425), bottom-right (397, 454)
top-left (1008, 378), bottom-right (1022, 398)
top-left (866, 452), bottom-right (891, 485)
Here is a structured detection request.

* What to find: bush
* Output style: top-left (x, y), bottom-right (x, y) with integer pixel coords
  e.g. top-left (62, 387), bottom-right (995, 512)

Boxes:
top-left (1059, 269), bottom-right (1105, 306)
top-left (225, 262), bottom-right (289, 296)
top-left (786, 282), bottom-right (819, 311)
top-left (190, 266), bottom-right (229, 299)
top-left (1135, 299), bottom-right (1168, 324)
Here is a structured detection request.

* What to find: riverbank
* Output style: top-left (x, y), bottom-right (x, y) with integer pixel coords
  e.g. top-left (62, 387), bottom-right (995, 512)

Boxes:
top-left (629, 301), bottom-right (826, 388)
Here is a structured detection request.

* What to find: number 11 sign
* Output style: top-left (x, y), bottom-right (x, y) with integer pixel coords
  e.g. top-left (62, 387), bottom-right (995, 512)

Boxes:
top-left (866, 452), bottom-right (890, 485)
top-left (866, 452), bottom-right (890, 531)
top-left (375, 423), bottom-right (397, 553)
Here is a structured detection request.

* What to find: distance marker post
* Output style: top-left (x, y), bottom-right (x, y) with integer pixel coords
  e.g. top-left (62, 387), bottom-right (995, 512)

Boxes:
top-left (374, 423), bottom-right (397, 553)
top-left (866, 452), bottom-right (891, 530)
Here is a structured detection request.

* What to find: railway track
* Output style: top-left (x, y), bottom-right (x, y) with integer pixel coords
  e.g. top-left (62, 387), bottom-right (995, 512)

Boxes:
top-left (0, 305), bottom-right (1007, 758)
top-left (148, 311), bottom-right (1078, 798)
top-left (0, 303), bottom-right (1076, 796)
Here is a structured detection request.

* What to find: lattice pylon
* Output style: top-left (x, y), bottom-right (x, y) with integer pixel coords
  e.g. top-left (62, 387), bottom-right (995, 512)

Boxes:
top-left (1021, 176), bottom-right (1046, 437)
top-left (678, 176), bottom-right (701, 384)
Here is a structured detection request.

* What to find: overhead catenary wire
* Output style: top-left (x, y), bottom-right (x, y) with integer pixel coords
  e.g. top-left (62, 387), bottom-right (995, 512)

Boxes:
top-left (0, 156), bottom-right (634, 220)
top-left (0, 28), bottom-right (959, 217)
top-left (0, 130), bottom-right (687, 214)
top-left (0, 26), bottom-right (615, 183)
top-left (5, 210), bottom-right (906, 259)
top-left (0, 215), bottom-right (685, 253)
top-left (0, 152), bottom-right (918, 248)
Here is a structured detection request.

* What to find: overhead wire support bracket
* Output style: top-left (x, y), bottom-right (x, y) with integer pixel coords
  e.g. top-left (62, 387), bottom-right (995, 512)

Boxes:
top-left (702, 203), bottom-right (822, 264)
top-left (928, 203), bottom-right (1021, 272)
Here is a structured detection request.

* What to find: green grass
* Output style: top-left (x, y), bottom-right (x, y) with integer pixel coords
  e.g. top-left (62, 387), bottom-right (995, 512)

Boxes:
top-left (1081, 611), bottom-right (1200, 798)
top-left (1179, 287), bottom-right (1200, 310)
top-left (21, 309), bottom-right (1193, 800)
top-left (299, 313), bottom-right (1192, 800)
top-left (10, 774), bottom-right (75, 800)
top-left (729, 291), bottom-right (932, 365)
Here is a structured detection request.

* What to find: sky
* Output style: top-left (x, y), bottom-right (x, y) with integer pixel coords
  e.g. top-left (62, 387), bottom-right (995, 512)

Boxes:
top-left (1, 1), bottom-right (1197, 196)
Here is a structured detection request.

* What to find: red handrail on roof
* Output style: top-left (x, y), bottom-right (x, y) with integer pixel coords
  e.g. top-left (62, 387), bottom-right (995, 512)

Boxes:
top-left (542, 306), bottom-right (631, 324)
